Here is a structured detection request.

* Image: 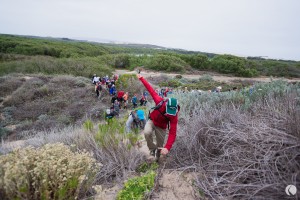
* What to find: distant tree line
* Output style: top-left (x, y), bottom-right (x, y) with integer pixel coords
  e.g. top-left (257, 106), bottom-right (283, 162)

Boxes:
top-left (0, 34), bottom-right (299, 78)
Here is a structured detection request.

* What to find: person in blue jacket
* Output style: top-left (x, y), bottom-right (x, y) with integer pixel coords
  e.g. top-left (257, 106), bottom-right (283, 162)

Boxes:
top-left (131, 94), bottom-right (138, 108)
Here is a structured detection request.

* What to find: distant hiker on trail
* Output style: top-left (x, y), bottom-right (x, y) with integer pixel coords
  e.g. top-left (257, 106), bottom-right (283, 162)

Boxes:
top-left (125, 109), bottom-right (146, 133)
top-left (137, 74), bottom-right (180, 158)
top-left (113, 74), bottom-right (119, 81)
top-left (95, 82), bottom-right (102, 98)
top-left (131, 94), bottom-right (138, 109)
top-left (164, 87), bottom-right (169, 97)
top-left (111, 93), bottom-right (118, 106)
top-left (123, 92), bottom-right (129, 109)
top-left (105, 108), bottom-right (115, 120)
top-left (109, 84), bottom-right (116, 96)
top-left (117, 90), bottom-right (125, 108)
top-left (92, 75), bottom-right (100, 85)
top-left (92, 74), bottom-right (96, 83)
top-left (139, 94), bottom-right (147, 106)
top-left (113, 100), bottom-right (120, 116)
top-left (215, 86), bottom-right (222, 93)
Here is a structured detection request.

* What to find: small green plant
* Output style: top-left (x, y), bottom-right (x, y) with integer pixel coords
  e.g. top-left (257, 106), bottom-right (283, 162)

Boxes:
top-left (126, 133), bottom-right (143, 147)
top-left (95, 118), bottom-right (125, 148)
top-left (136, 162), bottom-right (159, 173)
top-left (83, 119), bottom-right (94, 132)
top-left (117, 171), bottom-right (156, 200)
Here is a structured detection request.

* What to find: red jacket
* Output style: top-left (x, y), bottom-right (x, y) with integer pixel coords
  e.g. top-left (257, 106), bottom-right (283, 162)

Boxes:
top-left (139, 77), bottom-right (179, 151)
top-left (117, 91), bottom-right (125, 99)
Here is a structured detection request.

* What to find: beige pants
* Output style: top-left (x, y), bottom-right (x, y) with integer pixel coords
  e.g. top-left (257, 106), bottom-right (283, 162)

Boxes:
top-left (143, 120), bottom-right (167, 151)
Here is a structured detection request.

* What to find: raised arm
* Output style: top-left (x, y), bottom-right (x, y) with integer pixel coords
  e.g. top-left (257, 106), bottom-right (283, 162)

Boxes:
top-left (137, 74), bottom-right (163, 104)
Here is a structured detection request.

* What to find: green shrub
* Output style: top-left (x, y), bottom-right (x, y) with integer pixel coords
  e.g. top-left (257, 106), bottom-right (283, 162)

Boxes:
top-left (199, 74), bottom-right (213, 82)
top-left (0, 143), bottom-right (100, 200)
top-left (117, 171), bottom-right (156, 200)
top-left (0, 56), bottom-right (113, 77)
top-left (159, 79), bottom-right (182, 88)
top-left (144, 54), bottom-right (187, 73)
top-left (115, 74), bottom-right (144, 95)
top-left (175, 74), bottom-right (182, 79)
top-left (211, 54), bottom-right (259, 77)
top-left (96, 118), bottom-right (126, 148)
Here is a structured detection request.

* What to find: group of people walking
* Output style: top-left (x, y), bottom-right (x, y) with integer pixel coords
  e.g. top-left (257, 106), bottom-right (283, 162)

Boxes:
top-left (92, 73), bottom-right (180, 160)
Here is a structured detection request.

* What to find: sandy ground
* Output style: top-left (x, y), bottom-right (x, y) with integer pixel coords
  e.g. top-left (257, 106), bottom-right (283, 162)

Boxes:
top-left (94, 137), bottom-right (198, 200)
top-left (152, 170), bottom-right (198, 200)
top-left (138, 138), bottom-right (198, 200)
top-left (115, 69), bottom-right (300, 83)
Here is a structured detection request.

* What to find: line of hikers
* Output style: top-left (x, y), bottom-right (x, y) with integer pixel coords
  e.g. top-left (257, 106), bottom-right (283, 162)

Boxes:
top-left (92, 72), bottom-right (180, 161)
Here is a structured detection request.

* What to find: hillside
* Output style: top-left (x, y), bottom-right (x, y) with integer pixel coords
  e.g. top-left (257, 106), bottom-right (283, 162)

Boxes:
top-left (0, 34), bottom-right (299, 200)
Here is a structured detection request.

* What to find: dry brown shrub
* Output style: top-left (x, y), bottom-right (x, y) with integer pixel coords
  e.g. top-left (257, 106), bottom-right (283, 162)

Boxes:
top-left (167, 87), bottom-right (300, 199)
top-left (1, 74), bottom-right (105, 139)
top-left (0, 76), bottom-right (24, 97)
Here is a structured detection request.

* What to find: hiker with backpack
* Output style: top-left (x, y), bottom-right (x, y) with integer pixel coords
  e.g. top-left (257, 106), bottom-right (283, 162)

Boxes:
top-left (117, 90), bottom-right (125, 108)
top-left (113, 100), bottom-right (120, 116)
top-left (125, 109), bottom-right (146, 133)
top-left (131, 94), bottom-right (138, 109)
top-left (139, 94), bottom-right (147, 106)
top-left (137, 74), bottom-right (180, 158)
top-left (111, 94), bottom-right (118, 107)
top-left (109, 84), bottom-right (116, 96)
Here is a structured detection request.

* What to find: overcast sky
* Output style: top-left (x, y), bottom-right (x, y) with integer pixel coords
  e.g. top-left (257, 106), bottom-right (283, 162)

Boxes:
top-left (0, 0), bottom-right (299, 60)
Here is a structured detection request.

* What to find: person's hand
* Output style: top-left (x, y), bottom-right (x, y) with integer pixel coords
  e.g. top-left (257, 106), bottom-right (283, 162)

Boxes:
top-left (137, 74), bottom-right (143, 79)
top-left (159, 148), bottom-right (169, 155)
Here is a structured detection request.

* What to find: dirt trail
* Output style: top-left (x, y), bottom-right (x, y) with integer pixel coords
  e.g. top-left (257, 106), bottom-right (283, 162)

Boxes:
top-left (115, 69), bottom-right (300, 83)
top-left (138, 138), bottom-right (197, 200)
top-left (153, 170), bottom-right (198, 200)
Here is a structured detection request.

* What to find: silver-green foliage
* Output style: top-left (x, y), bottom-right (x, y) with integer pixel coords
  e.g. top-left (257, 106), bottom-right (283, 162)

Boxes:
top-left (167, 80), bottom-right (300, 199)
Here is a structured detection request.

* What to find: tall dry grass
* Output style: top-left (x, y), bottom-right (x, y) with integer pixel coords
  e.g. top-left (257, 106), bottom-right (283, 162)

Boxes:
top-left (166, 81), bottom-right (300, 199)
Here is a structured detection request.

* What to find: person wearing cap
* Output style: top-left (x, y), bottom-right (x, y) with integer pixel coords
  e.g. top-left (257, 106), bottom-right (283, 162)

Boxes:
top-left (137, 74), bottom-right (180, 158)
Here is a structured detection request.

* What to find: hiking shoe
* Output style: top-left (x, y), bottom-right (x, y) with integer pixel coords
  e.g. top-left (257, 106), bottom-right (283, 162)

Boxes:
top-left (150, 149), bottom-right (156, 157)
top-left (150, 149), bottom-right (161, 159)
top-left (156, 149), bottom-right (161, 159)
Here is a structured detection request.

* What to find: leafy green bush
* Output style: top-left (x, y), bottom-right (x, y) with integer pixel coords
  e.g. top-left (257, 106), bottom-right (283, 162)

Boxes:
top-left (96, 118), bottom-right (126, 148)
top-left (179, 53), bottom-right (210, 70)
top-left (117, 171), bottom-right (156, 200)
top-left (159, 79), bottom-right (182, 88)
top-left (0, 56), bottom-right (113, 77)
top-left (199, 74), bottom-right (213, 82)
top-left (0, 143), bottom-right (100, 200)
top-left (115, 74), bottom-right (145, 95)
top-left (0, 35), bottom-right (108, 58)
top-left (211, 55), bottom-right (258, 77)
top-left (144, 54), bottom-right (187, 72)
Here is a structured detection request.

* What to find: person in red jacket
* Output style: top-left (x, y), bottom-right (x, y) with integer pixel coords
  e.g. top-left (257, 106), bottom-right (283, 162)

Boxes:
top-left (137, 74), bottom-right (179, 158)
